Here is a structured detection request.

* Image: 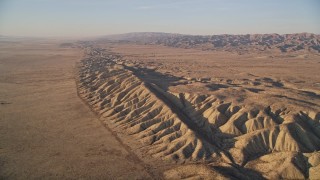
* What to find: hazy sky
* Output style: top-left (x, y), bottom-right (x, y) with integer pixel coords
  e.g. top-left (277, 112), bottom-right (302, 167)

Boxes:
top-left (0, 0), bottom-right (319, 37)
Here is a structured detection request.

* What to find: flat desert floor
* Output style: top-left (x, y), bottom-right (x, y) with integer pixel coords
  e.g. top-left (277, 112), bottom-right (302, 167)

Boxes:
top-left (0, 40), bottom-right (160, 179)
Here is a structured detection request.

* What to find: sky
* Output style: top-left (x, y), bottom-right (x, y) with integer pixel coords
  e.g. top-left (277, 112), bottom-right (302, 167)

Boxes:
top-left (0, 0), bottom-right (319, 37)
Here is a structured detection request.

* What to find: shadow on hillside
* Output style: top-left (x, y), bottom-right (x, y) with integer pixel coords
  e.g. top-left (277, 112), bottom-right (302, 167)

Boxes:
top-left (125, 64), bottom-right (266, 179)
top-left (212, 165), bottom-right (266, 180)
top-left (126, 66), bottom-right (186, 91)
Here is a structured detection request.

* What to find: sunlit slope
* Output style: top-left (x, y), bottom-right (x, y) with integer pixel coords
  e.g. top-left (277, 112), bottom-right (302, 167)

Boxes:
top-left (77, 53), bottom-right (320, 179)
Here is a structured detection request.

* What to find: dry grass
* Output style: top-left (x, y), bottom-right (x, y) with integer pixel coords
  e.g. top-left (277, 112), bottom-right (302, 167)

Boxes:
top-left (0, 40), bottom-right (155, 179)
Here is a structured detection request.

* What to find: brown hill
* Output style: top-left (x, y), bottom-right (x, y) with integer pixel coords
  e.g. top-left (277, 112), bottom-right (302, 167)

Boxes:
top-left (77, 46), bottom-right (320, 179)
top-left (100, 32), bottom-right (320, 53)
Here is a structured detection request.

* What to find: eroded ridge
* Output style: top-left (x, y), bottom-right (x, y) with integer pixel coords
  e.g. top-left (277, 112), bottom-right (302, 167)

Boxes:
top-left (77, 55), bottom-right (221, 161)
top-left (77, 49), bottom-right (320, 179)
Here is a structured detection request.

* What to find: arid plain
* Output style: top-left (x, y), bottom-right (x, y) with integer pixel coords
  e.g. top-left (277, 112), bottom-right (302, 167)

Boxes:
top-left (0, 40), bottom-right (158, 179)
top-left (1, 34), bottom-right (320, 179)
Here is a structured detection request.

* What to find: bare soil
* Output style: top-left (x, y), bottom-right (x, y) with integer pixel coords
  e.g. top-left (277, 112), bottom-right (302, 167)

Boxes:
top-left (0, 40), bottom-right (157, 179)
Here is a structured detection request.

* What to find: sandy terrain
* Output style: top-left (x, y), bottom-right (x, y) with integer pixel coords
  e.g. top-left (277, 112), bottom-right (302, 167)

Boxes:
top-left (0, 40), bottom-right (158, 179)
top-left (1, 37), bottom-right (319, 179)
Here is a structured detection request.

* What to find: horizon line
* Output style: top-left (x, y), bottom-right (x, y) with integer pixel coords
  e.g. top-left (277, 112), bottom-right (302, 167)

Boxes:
top-left (1, 31), bottom-right (319, 39)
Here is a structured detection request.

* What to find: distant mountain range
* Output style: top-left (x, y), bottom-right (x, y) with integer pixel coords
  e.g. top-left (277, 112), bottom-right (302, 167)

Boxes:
top-left (100, 32), bottom-right (320, 53)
